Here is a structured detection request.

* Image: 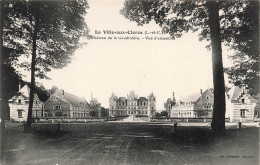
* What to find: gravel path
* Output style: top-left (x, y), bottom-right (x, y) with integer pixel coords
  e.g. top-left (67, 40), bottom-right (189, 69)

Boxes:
top-left (1, 122), bottom-right (259, 165)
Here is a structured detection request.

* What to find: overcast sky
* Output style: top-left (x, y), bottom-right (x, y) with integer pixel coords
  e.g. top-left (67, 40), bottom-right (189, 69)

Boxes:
top-left (21, 0), bottom-right (234, 110)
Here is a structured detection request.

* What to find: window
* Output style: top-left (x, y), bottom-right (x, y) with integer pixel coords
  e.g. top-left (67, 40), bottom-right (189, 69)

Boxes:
top-left (53, 105), bottom-right (61, 110)
top-left (206, 96), bottom-right (210, 100)
top-left (240, 109), bottom-right (246, 118)
top-left (18, 99), bottom-right (21, 104)
top-left (242, 99), bottom-right (245, 103)
top-left (18, 110), bottom-right (23, 118)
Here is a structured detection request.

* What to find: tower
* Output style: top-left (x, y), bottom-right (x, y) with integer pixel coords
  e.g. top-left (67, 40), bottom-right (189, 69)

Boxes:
top-left (148, 92), bottom-right (156, 117)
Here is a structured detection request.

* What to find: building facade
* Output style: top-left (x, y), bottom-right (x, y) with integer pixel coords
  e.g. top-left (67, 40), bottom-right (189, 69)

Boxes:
top-left (170, 89), bottom-right (214, 118)
top-left (109, 91), bottom-right (156, 117)
top-left (44, 88), bottom-right (91, 118)
top-left (8, 85), bottom-right (43, 122)
top-left (227, 86), bottom-right (257, 122)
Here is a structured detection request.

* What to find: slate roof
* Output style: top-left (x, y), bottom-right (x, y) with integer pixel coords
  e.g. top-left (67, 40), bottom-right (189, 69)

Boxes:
top-left (8, 85), bottom-right (30, 101)
top-left (60, 90), bottom-right (90, 108)
top-left (173, 91), bottom-right (203, 107)
top-left (118, 97), bottom-right (126, 101)
top-left (139, 97), bottom-right (148, 101)
top-left (227, 86), bottom-right (243, 101)
top-left (180, 92), bottom-right (201, 102)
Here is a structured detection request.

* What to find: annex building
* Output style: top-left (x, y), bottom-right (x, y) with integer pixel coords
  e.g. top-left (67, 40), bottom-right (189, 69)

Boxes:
top-left (8, 85), bottom-right (43, 122)
top-left (167, 86), bottom-right (259, 122)
top-left (109, 91), bottom-right (156, 117)
top-left (227, 86), bottom-right (257, 122)
top-left (170, 89), bottom-right (216, 118)
top-left (44, 88), bottom-right (91, 118)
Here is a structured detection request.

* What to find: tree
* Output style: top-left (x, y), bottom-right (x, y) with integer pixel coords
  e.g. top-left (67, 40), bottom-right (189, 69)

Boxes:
top-left (2, 0), bottom-right (89, 130)
top-left (155, 112), bottom-right (162, 118)
top-left (89, 110), bottom-right (95, 117)
top-left (222, 1), bottom-right (259, 96)
top-left (121, 0), bottom-right (257, 133)
top-left (100, 107), bottom-right (109, 118)
top-left (160, 111), bottom-right (168, 117)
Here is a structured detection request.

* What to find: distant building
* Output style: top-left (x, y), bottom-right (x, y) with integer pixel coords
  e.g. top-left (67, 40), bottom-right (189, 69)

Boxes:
top-left (164, 92), bottom-right (176, 117)
top-left (171, 89), bottom-right (214, 118)
top-left (109, 91), bottom-right (156, 117)
top-left (44, 88), bottom-right (91, 118)
top-left (227, 86), bottom-right (257, 122)
top-left (89, 93), bottom-right (102, 118)
top-left (8, 85), bottom-right (43, 122)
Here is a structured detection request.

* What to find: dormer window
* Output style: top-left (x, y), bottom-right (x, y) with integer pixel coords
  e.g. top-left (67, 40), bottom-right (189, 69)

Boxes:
top-left (241, 99), bottom-right (245, 103)
top-left (18, 99), bottom-right (21, 104)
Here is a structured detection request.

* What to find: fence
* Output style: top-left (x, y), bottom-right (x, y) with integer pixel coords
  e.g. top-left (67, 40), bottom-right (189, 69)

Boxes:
top-left (151, 117), bottom-right (230, 123)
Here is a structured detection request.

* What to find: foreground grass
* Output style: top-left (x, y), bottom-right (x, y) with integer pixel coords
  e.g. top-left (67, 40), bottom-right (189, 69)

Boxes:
top-left (1, 122), bottom-right (259, 165)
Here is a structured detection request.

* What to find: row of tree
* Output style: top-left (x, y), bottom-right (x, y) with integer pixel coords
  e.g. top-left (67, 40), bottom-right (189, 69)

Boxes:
top-left (1, 0), bottom-right (259, 134)
top-left (1, 0), bottom-right (89, 131)
top-left (121, 0), bottom-right (259, 134)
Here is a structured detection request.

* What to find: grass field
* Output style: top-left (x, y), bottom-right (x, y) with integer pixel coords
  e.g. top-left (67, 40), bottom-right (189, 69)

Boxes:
top-left (1, 122), bottom-right (259, 165)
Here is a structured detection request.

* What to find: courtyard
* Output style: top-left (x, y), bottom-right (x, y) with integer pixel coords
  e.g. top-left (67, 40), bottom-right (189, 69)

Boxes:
top-left (1, 122), bottom-right (259, 165)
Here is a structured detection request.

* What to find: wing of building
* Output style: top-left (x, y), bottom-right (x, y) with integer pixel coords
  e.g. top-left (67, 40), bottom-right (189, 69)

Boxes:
top-left (109, 91), bottom-right (156, 117)
top-left (169, 87), bottom-right (258, 122)
top-left (8, 84), bottom-right (43, 122)
top-left (44, 88), bottom-right (91, 118)
top-left (227, 86), bottom-right (257, 122)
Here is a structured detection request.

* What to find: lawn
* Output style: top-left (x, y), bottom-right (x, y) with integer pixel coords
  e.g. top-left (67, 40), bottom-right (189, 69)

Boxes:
top-left (1, 122), bottom-right (259, 165)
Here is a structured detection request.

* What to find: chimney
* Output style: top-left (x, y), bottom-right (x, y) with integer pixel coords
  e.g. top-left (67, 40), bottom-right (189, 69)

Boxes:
top-left (200, 89), bottom-right (203, 96)
top-left (62, 89), bottom-right (64, 95)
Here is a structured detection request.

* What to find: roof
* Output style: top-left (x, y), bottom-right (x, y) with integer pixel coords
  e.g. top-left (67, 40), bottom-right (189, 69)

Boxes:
top-left (19, 85), bottom-right (30, 98)
top-left (8, 85), bottom-right (31, 101)
top-left (64, 92), bottom-right (86, 104)
top-left (179, 92), bottom-right (201, 102)
top-left (227, 86), bottom-right (243, 101)
top-left (128, 91), bottom-right (137, 97)
top-left (118, 97), bottom-right (126, 101)
top-left (57, 90), bottom-right (90, 107)
top-left (139, 97), bottom-right (148, 101)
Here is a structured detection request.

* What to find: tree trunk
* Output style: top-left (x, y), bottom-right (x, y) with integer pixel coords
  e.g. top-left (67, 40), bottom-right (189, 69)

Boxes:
top-left (206, 1), bottom-right (226, 134)
top-left (0, 1), bottom-right (6, 132)
top-left (26, 13), bottom-right (38, 131)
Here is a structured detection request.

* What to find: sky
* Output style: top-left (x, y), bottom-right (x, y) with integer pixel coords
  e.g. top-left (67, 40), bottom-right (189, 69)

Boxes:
top-left (20, 0), bottom-right (234, 110)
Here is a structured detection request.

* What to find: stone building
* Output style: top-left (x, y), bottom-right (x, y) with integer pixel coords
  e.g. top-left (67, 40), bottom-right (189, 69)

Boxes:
top-left (8, 84), bottom-right (43, 122)
top-left (227, 86), bottom-right (257, 122)
top-left (170, 89), bottom-right (214, 118)
top-left (44, 88), bottom-right (91, 118)
top-left (109, 91), bottom-right (156, 117)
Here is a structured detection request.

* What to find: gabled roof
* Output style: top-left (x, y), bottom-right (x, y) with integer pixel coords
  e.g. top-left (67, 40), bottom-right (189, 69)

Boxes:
top-left (64, 91), bottom-right (87, 105)
top-left (173, 89), bottom-right (213, 107)
top-left (8, 85), bottom-right (30, 102)
top-left (18, 85), bottom-right (30, 99)
top-left (227, 86), bottom-right (243, 101)
top-left (8, 85), bottom-right (43, 103)
top-left (48, 88), bottom-right (90, 107)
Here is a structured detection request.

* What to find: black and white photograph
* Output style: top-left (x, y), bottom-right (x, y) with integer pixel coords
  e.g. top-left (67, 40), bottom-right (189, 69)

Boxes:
top-left (0, 0), bottom-right (259, 164)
